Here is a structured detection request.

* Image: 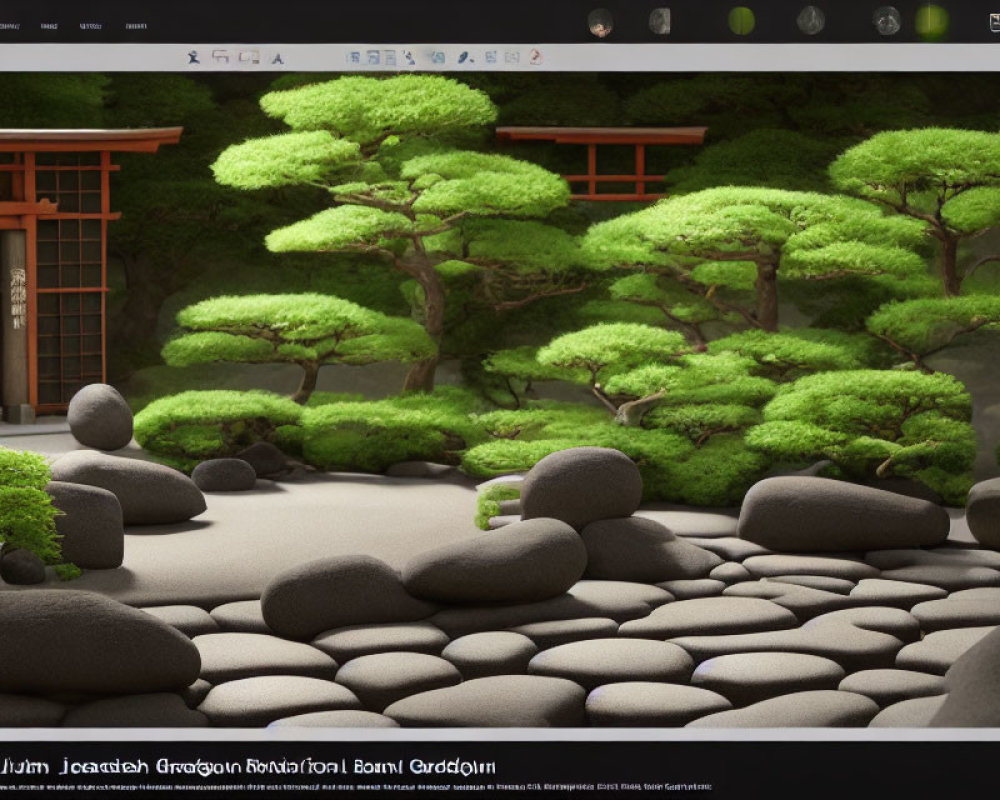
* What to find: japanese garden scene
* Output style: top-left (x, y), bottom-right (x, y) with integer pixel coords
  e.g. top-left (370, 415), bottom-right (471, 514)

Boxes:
top-left (3, 71), bottom-right (1000, 728)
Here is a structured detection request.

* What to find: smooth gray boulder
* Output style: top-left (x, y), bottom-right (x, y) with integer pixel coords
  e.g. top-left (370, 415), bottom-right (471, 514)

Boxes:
top-left (46, 481), bottom-right (124, 569)
top-left (738, 477), bottom-right (949, 552)
top-left (585, 683), bottom-right (732, 727)
top-left (269, 710), bottom-right (399, 728)
top-left (0, 591), bottom-right (201, 694)
top-left (0, 694), bottom-right (67, 727)
top-left (0, 548), bottom-right (45, 584)
top-left (334, 652), bottom-right (462, 712)
top-left (235, 442), bottom-right (288, 478)
top-left (686, 690), bottom-right (879, 728)
top-left (262, 555), bottom-right (437, 641)
top-left (930, 626), bottom-right (1000, 726)
top-left (62, 694), bottom-right (208, 727)
top-left (191, 458), bottom-right (257, 492)
top-left (520, 447), bottom-right (642, 531)
top-left (67, 383), bottom-right (133, 451)
top-left (441, 632), bottom-right (538, 679)
top-left (402, 518), bottom-right (586, 604)
top-left (966, 478), bottom-right (1000, 549)
top-left (527, 639), bottom-right (694, 690)
top-left (198, 676), bottom-right (362, 727)
top-left (50, 450), bottom-right (206, 525)
top-left (580, 516), bottom-right (722, 582)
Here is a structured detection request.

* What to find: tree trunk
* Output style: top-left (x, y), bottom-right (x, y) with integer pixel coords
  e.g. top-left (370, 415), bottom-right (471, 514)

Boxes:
top-left (293, 362), bottom-right (320, 404)
top-left (755, 261), bottom-right (779, 332)
top-left (614, 390), bottom-right (666, 427)
top-left (941, 234), bottom-right (962, 297)
top-left (402, 263), bottom-right (447, 393)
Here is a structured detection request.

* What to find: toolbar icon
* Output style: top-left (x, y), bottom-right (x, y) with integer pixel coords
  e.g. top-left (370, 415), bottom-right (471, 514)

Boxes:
top-left (187, 50), bottom-right (200, 65)
top-left (383, 50), bottom-right (397, 67)
top-left (403, 50), bottom-right (415, 65)
top-left (238, 49), bottom-right (260, 65)
top-left (505, 49), bottom-right (520, 64)
top-left (529, 48), bottom-right (543, 65)
top-left (431, 51), bottom-right (446, 64)
top-left (348, 51), bottom-right (361, 65)
top-left (366, 49), bottom-right (380, 65)
top-left (991, 13), bottom-right (1000, 33)
top-left (212, 49), bottom-right (230, 64)
top-left (485, 50), bottom-right (497, 64)
top-left (272, 53), bottom-right (284, 65)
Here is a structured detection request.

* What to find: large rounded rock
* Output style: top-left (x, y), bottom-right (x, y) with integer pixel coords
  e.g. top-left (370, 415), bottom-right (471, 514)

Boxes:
top-left (0, 591), bottom-right (201, 694)
top-left (520, 447), bottom-right (642, 531)
top-left (0, 548), bottom-right (45, 585)
top-left (585, 683), bottom-right (731, 727)
top-left (738, 477), bottom-right (950, 552)
top-left (46, 481), bottom-right (124, 569)
top-left (691, 652), bottom-right (845, 707)
top-left (50, 450), bottom-right (206, 525)
top-left (235, 442), bottom-right (288, 478)
top-left (383, 675), bottom-right (586, 727)
top-left (62, 694), bottom-right (208, 728)
top-left (262, 555), bottom-right (437, 641)
top-left (198, 676), bottom-right (362, 727)
top-left (402, 518), bottom-right (586, 604)
top-left (967, 478), bottom-right (1000, 549)
top-left (686, 690), bottom-right (879, 728)
top-left (441, 632), bottom-right (538, 679)
top-left (527, 639), bottom-right (693, 691)
top-left (67, 383), bottom-right (133, 451)
top-left (335, 652), bottom-right (462, 712)
top-left (191, 459), bottom-right (257, 492)
top-left (581, 517), bottom-right (722, 582)
top-left (929, 626), bottom-right (1000, 726)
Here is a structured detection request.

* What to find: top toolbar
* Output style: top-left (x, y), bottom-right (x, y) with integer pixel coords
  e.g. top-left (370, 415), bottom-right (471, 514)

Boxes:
top-left (4, 1), bottom-right (1000, 43)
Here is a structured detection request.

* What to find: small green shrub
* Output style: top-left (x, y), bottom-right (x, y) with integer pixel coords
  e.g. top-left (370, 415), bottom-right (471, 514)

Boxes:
top-left (0, 447), bottom-right (50, 489)
top-left (475, 483), bottom-right (522, 530)
top-left (134, 390), bottom-right (304, 469)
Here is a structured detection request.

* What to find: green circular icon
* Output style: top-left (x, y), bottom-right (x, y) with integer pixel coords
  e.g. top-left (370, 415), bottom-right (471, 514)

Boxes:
top-left (728, 7), bottom-right (756, 36)
top-left (916, 4), bottom-right (949, 41)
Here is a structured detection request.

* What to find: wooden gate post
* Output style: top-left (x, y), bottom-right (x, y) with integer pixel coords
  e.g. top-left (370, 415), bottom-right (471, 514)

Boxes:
top-left (1, 229), bottom-right (33, 424)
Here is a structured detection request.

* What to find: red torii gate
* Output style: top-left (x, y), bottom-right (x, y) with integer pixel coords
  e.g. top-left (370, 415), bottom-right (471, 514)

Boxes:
top-left (496, 126), bottom-right (708, 202)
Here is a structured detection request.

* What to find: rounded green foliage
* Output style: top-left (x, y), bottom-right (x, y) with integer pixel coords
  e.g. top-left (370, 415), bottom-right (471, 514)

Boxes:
top-left (134, 390), bottom-right (304, 468)
top-left (746, 369), bottom-right (975, 500)
top-left (483, 346), bottom-right (585, 386)
top-left (658, 435), bottom-right (771, 507)
top-left (259, 75), bottom-right (497, 144)
top-left (0, 486), bottom-right (62, 565)
top-left (866, 295), bottom-right (1000, 359)
top-left (0, 446), bottom-right (52, 490)
top-left (212, 131), bottom-right (361, 189)
top-left (475, 483), bottom-right (522, 530)
top-left (265, 205), bottom-right (414, 253)
top-left (605, 352), bottom-right (775, 405)
top-left (708, 328), bottom-right (881, 379)
top-left (537, 323), bottom-right (688, 383)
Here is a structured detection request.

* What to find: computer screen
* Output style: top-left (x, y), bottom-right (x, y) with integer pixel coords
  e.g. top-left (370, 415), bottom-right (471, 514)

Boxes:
top-left (0, 2), bottom-right (998, 796)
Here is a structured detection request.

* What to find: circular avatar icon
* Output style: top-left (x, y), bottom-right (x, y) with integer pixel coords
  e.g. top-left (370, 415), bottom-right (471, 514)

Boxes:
top-left (588, 9), bottom-right (614, 39)
top-left (649, 7), bottom-right (672, 36)
top-left (728, 7), bottom-right (756, 36)
top-left (797, 6), bottom-right (826, 36)
top-left (873, 6), bottom-right (902, 36)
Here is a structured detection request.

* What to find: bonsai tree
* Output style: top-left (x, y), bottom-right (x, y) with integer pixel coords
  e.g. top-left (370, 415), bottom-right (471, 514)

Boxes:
top-left (480, 346), bottom-right (584, 409)
top-left (0, 447), bottom-right (75, 579)
top-left (866, 296), bottom-right (1000, 372)
top-left (211, 75), bottom-right (572, 391)
top-left (830, 128), bottom-right (1000, 296)
top-left (583, 186), bottom-right (927, 333)
top-left (745, 370), bottom-right (976, 503)
top-left (162, 293), bottom-right (434, 403)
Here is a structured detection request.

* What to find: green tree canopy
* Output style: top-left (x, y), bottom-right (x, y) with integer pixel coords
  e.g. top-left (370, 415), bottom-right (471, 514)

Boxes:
top-left (830, 128), bottom-right (1000, 296)
top-left (212, 75), bottom-right (573, 391)
top-left (163, 293), bottom-right (434, 403)
top-left (745, 370), bottom-right (975, 503)
top-left (866, 295), bottom-right (1000, 371)
top-left (583, 186), bottom-right (926, 333)
top-left (708, 328), bottom-right (883, 380)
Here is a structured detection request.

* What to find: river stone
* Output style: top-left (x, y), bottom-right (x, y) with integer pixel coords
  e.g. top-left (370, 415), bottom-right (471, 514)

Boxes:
top-left (62, 693), bottom-right (208, 727)
top-left (50, 450), bottom-right (206, 525)
top-left (580, 517), bottom-right (721, 583)
top-left (67, 383), bottom-right (133, 451)
top-left (429, 581), bottom-right (672, 639)
top-left (967, 478), bottom-right (1000, 549)
top-left (441, 632), bottom-right (538, 679)
top-left (235, 441), bottom-right (288, 478)
top-left (866, 477), bottom-right (943, 505)
top-left (691, 652), bottom-right (845, 707)
top-left (636, 508), bottom-right (739, 539)
top-left (723, 581), bottom-right (854, 621)
top-left (742, 555), bottom-right (877, 582)
top-left (686, 690), bottom-right (879, 728)
top-left (911, 598), bottom-right (1000, 632)
top-left (0, 694), bottom-right (66, 726)
top-left (849, 579), bottom-right (948, 610)
top-left (262, 555), bottom-right (437, 641)
top-left (141, 605), bottom-right (220, 638)
top-left (769, 575), bottom-right (856, 595)
top-left (0, 548), bottom-right (45, 584)
top-left (269, 710), bottom-right (399, 728)
top-left (198, 676), bottom-right (362, 727)
top-left (508, 618), bottom-right (620, 649)
top-left (619, 597), bottom-right (798, 639)
top-left (193, 633), bottom-right (339, 683)
top-left (335, 652), bottom-right (462, 712)
top-left (520, 447), bottom-right (643, 531)
top-left (46, 481), bottom-right (124, 569)
top-left (869, 695), bottom-right (947, 728)
top-left (311, 622), bottom-right (449, 663)
top-left (656, 580), bottom-right (726, 600)
top-left (181, 679), bottom-right (213, 709)
top-left (684, 537), bottom-right (771, 561)
top-left (838, 669), bottom-right (946, 708)
top-left (191, 458), bottom-right (257, 492)
top-left (896, 627), bottom-right (998, 674)
top-left (402, 518), bottom-right (586, 604)
top-left (738, 477), bottom-right (949, 552)
top-left (210, 600), bottom-right (271, 634)
top-left (950, 587), bottom-right (1000, 601)
top-left (383, 675), bottom-right (586, 727)
top-left (808, 606), bottom-right (922, 644)
top-left (527, 639), bottom-right (694, 691)
top-left (929, 626), bottom-right (1000, 726)
top-left (0, 591), bottom-right (200, 694)
top-left (877, 565), bottom-right (1000, 592)
top-left (709, 562), bottom-right (752, 583)
top-left (586, 683), bottom-right (731, 727)
top-left (866, 547), bottom-right (1000, 571)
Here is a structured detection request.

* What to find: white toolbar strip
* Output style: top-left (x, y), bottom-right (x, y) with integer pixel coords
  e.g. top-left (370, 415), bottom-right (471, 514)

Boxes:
top-left (0, 43), bottom-right (997, 72)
